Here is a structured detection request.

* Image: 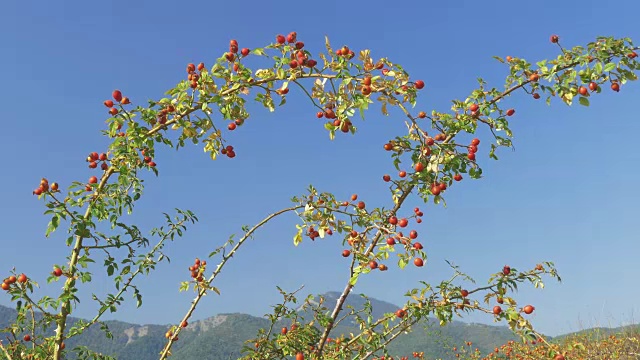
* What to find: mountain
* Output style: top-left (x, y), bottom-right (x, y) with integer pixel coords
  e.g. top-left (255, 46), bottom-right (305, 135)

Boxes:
top-left (0, 292), bottom-right (534, 359)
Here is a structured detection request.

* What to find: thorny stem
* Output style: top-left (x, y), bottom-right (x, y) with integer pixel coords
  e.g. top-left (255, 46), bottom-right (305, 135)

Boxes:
top-left (158, 205), bottom-right (304, 360)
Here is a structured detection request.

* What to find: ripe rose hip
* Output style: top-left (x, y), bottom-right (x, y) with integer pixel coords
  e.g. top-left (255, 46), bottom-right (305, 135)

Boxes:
top-left (109, 108), bottom-right (118, 116)
top-left (506, 108), bottom-right (515, 116)
top-left (89, 176), bottom-right (98, 184)
top-left (103, 100), bottom-right (114, 108)
top-left (523, 305), bottom-right (535, 314)
top-left (550, 34), bottom-right (559, 43)
top-left (197, 62), bottom-right (205, 71)
top-left (342, 250), bottom-right (351, 257)
top-left (413, 258), bottom-right (424, 267)
top-left (382, 174), bottom-right (391, 182)
top-left (414, 80), bottom-right (425, 89)
top-left (112, 90), bottom-right (123, 103)
top-left (276, 34), bottom-right (285, 44)
top-left (454, 174), bottom-right (463, 181)
top-left (493, 306), bottom-right (502, 315)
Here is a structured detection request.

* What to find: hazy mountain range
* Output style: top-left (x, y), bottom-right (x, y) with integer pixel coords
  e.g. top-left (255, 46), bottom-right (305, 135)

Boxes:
top-left (0, 291), bottom-right (634, 359)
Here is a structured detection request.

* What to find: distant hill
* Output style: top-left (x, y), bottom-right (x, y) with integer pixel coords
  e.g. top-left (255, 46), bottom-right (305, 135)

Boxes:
top-left (0, 292), bottom-right (631, 359)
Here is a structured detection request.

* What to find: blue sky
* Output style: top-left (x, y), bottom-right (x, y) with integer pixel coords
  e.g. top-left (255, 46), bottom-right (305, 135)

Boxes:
top-left (1, 0), bottom-right (639, 338)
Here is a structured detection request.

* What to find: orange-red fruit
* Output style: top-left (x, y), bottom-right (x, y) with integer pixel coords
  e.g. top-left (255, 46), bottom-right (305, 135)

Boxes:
top-left (414, 80), bottom-right (425, 89)
top-left (418, 111), bottom-right (426, 118)
top-left (53, 267), bottom-right (62, 277)
top-left (414, 162), bottom-right (424, 172)
top-left (578, 86), bottom-right (588, 96)
top-left (529, 73), bottom-right (539, 82)
top-left (295, 352), bottom-right (304, 360)
top-left (109, 108), bottom-right (118, 116)
top-left (197, 62), bottom-right (205, 71)
top-left (506, 108), bottom-right (515, 116)
top-left (23, 334), bottom-right (31, 342)
top-left (395, 309), bottom-right (406, 318)
top-left (523, 305), bottom-right (535, 314)
top-left (181, 320), bottom-right (188, 327)
top-left (409, 230), bottom-right (418, 239)
top-left (413, 258), bottom-right (424, 267)
top-left (554, 354), bottom-right (565, 360)
top-left (316, 111), bottom-right (324, 118)
top-left (611, 82), bottom-right (620, 92)
top-left (399, 171), bottom-right (407, 178)
top-left (89, 176), bottom-right (98, 184)
top-left (550, 34), bottom-right (559, 43)
top-left (382, 174), bottom-right (391, 182)
top-left (369, 261), bottom-right (378, 269)
top-left (112, 90), bottom-right (123, 102)
top-left (467, 153), bottom-right (476, 161)
top-left (103, 100), bottom-right (114, 108)
top-left (342, 250), bottom-right (351, 257)
top-left (454, 174), bottom-right (463, 181)
top-left (121, 97), bottom-right (130, 105)
top-left (228, 122), bottom-right (237, 131)
top-left (17, 274), bottom-right (27, 283)
top-left (413, 242), bottom-right (423, 250)
top-left (357, 201), bottom-right (365, 210)
top-left (461, 289), bottom-right (469, 297)
top-left (276, 34), bottom-right (285, 44)
top-left (388, 216), bottom-right (398, 225)
top-left (502, 265), bottom-right (511, 275)
top-left (1, 283), bottom-right (9, 291)
top-left (51, 182), bottom-right (59, 191)
top-left (187, 63), bottom-right (196, 73)
top-left (398, 218), bottom-right (408, 228)
top-left (532, 93), bottom-right (541, 99)
top-left (589, 82), bottom-right (598, 91)
top-left (493, 306), bottom-right (502, 315)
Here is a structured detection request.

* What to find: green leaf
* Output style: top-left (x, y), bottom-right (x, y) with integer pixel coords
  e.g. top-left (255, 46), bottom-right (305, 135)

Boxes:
top-left (604, 62), bottom-right (616, 72)
top-left (578, 96), bottom-right (590, 107)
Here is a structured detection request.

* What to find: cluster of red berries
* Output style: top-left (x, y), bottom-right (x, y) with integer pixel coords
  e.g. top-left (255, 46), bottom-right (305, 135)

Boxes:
top-left (227, 118), bottom-right (244, 131)
top-left (275, 32), bottom-right (318, 70)
top-left (103, 90), bottom-right (130, 116)
top-left (466, 137), bottom-right (480, 161)
top-left (87, 151), bottom-right (109, 171)
top-left (1, 274), bottom-right (27, 291)
top-left (220, 145), bottom-right (236, 158)
top-left (33, 177), bottom-right (58, 196)
top-left (140, 149), bottom-right (156, 167)
top-left (188, 257), bottom-right (206, 283)
top-left (385, 213), bottom-right (424, 267)
top-left (335, 45), bottom-right (355, 60)
top-left (186, 62), bottom-right (206, 89)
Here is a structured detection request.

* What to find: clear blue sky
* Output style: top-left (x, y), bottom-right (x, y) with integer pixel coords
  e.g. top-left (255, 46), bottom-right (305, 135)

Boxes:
top-left (1, 0), bottom-right (639, 338)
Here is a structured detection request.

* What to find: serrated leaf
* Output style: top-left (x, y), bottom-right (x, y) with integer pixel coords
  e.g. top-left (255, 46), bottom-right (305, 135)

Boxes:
top-left (604, 62), bottom-right (616, 72)
top-left (578, 97), bottom-right (590, 106)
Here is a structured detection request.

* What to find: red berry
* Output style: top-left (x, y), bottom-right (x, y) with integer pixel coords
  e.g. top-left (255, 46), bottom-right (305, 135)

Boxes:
top-left (414, 162), bottom-right (424, 172)
top-left (409, 230), bottom-right (418, 239)
top-left (112, 90), bottom-right (123, 103)
top-left (121, 97), bottom-right (130, 105)
top-left (578, 86), bottom-right (588, 96)
top-left (469, 104), bottom-right (479, 112)
top-left (467, 153), bottom-right (476, 161)
top-left (611, 82), bottom-right (620, 92)
top-left (89, 176), bottom-right (98, 184)
top-left (398, 218), bottom-right (408, 228)
top-left (241, 48), bottom-right (250, 56)
top-left (493, 306), bottom-right (502, 315)
top-left (502, 265), bottom-right (511, 276)
top-left (103, 100), bottom-right (114, 108)
top-left (23, 334), bottom-right (31, 342)
top-left (148, 161), bottom-right (157, 167)
top-left (506, 108), bottom-right (515, 116)
top-left (523, 305), bottom-right (535, 314)
top-left (382, 174), bottom-right (391, 182)
top-left (550, 34), bottom-right (559, 43)
top-left (399, 171), bottom-right (407, 178)
top-left (228, 122), bottom-right (237, 131)
top-left (461, 289), bottom-right (469, 297)
top-left (454, 174), bottom-right (463, 181)
top-left (197, 62), bottom-right (205, 71)
top-left (388, 216), bottom-right (398, 225)
top-left (99, 153), bottom-right (107, 161)
top-left (589, 82), bottom-right (598, 91)
top-left (414, 80), bottom-right (425, 89)
top-left (413, 242), bottom-right (423, 250)
top-left (471, 138), bottom-right (480, 146)
top-left (413, 258), bottom-right (424, 267)
top-left (53, 268), bottom-right (62, 277)
top-left (342, 250), bottom-right (351, 257)
top-left (276, 34), bottom-right (286, 44)
top-left (109, 108), bottom-right (118, 116)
